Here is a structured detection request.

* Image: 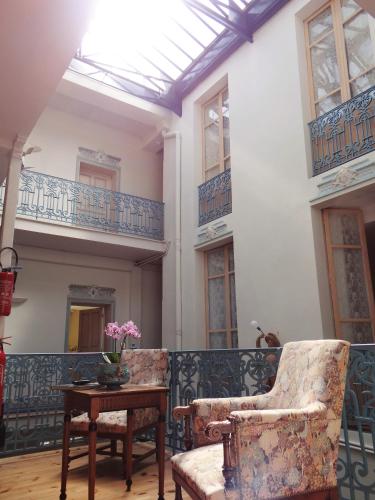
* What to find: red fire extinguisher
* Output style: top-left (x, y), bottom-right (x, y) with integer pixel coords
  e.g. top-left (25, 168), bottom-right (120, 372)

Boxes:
top-left (0, 337), bottom-right (11, 449)
top-left (0, 247), bottom-right (21, 317)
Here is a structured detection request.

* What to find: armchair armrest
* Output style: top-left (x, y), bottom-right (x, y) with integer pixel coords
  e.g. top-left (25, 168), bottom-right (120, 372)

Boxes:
top-left (172, 405), bottom-right (193, 451)
top-left (229, 401), bottom-right (327, 426)
top-left (205, 420), bottom-right (236, 491)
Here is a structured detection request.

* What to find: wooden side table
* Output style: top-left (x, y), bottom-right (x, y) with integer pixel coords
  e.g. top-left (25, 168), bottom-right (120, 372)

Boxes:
top-left (56, 384), bottom-right (168, 500)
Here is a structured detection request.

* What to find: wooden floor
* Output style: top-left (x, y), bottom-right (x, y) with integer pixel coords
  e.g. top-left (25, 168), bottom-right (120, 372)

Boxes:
top-left (0, 443), bottom-right (176, 499)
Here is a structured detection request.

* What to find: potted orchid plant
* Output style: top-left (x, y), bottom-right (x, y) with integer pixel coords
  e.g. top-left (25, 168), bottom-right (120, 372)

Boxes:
top-left (97, 321), bottom-right (141, 389)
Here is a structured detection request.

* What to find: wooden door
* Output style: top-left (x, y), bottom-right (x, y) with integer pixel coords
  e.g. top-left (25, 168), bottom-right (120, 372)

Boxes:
top-left (323, 208), bottom-right (375, 343)
top-left (77, 308), bottom-right (103, 352)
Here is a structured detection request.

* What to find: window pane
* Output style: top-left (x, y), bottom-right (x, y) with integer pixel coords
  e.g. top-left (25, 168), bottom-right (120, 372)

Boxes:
top-left (308, 7), bottom-right (333, 44)
top-left (208, 278), bottom-right (226, 329)
top-left (315, 91), bottom-right (341, 116)
top-left (222, 91), bottom-right (230, 157)
top-left (311, 33), bottom-right (341, 101)
top-left (341, 322), bottom-right (373, 343)
top-left (344, 11), bottom-right (375, 81)
top-left (228, 245), bottom-right (234, 271)
top-left (204, 99), bottom-right (219, 125)
top-left (231, 331), bottom-right (238, 348)
top-left (205, 123), bottom-right (220, 169)
top-left (341, 0), bottom-right (361, 22)
top-left (209, 332), bottom-right (227, 349)
top-left (333, 248), bottom-right (370, 318)
top-left (328, 212), bottom-right (360, 245)
top-left (351, 67), bottom-right (375, 95)
top-left (230, 274), bottom-right (237, 329)
top-left (206, 166), bottom-right (220, 180)
top-left (207, 248), bottom-right (225, 276)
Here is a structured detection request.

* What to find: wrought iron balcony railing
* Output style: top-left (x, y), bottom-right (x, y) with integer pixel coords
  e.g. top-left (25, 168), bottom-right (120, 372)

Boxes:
top-left (0, 171), bottom-right (164, 240)
top-left (198, 169), bottom-right (232, 226)
top-left (2, 346), bottom-right (375, 499)
top-left (309, 85), bottom-right (375, 176)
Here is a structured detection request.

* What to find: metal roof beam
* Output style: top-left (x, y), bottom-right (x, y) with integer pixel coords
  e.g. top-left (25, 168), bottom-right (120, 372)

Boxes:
top-left (184, 0), bottom-right (253, 41)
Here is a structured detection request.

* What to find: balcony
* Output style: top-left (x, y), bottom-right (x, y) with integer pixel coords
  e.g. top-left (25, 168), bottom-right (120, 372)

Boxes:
top-left (198, 169), bottom-right (232, 226)
top-left (0, 171), bottom-right (164, 241)
top-left (309, 85), bottom-right (375, 177)
top-left (1, 346), bottom-right (374, 499)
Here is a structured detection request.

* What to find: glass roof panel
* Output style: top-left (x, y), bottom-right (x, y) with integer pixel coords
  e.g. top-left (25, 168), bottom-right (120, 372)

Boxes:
top-left (72, 0), bottom-right (288, 113)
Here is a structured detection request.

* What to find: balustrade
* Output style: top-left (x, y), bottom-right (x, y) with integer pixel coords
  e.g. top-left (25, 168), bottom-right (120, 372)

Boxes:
top-left (310, 85), bottom-right (375, 176)
top-left (198, 169), bottom-right (232, 226)
top-left (0, 171), bottom-right (164, 240)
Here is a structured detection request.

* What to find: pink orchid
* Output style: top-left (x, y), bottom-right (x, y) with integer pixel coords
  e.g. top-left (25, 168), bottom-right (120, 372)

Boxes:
top-left (104, 320), bottom-right (141, 350)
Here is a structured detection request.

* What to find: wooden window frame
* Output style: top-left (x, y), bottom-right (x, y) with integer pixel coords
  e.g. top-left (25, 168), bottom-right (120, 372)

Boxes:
top-left (202, 88), bottom-right (230, 181)
top-left (323, 208), bottom-right (375, 342)
top-left (205, 243), bottom-right (237, 349)
top-left (304, 0), bottom-right (375, 119)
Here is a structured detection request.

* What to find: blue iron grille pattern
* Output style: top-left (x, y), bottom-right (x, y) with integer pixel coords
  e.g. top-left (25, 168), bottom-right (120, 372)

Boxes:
top-left (198, 169), bottom-right (232, 226)
top-left (0, 171), bottom-right (164, 240)
top-left (309, 85), bottom-right (375, 177)
top-left (1, 347), bottom-right (374, 499)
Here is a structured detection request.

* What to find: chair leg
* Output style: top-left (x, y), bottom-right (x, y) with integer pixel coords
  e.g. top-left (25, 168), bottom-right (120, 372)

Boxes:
top-left (110, 439), bottom-right (117, 457)
top-left (175, 482), bottom-right (183, 500)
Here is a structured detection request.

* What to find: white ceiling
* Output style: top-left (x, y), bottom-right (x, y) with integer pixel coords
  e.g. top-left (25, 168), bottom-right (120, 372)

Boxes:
top-left (0, 0), bottom-right (96, 149)
top-left (48, 92), bottom-right (154, 139)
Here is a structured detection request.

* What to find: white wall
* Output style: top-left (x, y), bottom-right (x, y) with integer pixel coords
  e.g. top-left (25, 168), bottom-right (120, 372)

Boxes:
top-left (6, 245), bottom-right (162, 353)
top-left (23, 106), bottom-right (163, 202)
top-left (165, 0), bottom-right (330, 349)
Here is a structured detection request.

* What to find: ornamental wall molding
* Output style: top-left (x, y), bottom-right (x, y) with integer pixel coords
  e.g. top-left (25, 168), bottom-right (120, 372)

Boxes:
top-left (68, 284), bottom-right (116, 300)
top-left (311, 158), bottom-right (375, 201)
top-left (78, 147), bottom-right (121, 167)
top-left (196, 220), bottom-right (230, 246)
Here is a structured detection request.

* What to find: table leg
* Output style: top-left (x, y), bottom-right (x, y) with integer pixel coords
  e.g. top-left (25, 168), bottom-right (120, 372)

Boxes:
top-left (88, 419), bottom-right (97, 500)
top-left (125, 409), bottom-right (133, 491)
top-left (60, 413), bottom-right (71, 500)
top-left (157, 413), bottom-right (166, 500)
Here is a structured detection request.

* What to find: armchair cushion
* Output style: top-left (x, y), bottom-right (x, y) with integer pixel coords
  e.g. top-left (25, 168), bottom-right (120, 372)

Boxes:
top-left (171, 444), bottom-right (231, 500)
top-left (229, 401), bottom-right (327, 425)
top-left (70, 407), bottom-right (159, 434)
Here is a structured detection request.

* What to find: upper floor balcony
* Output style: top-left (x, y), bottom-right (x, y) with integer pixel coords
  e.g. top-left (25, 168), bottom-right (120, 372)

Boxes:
top-left (0, 170), bottom-right (165, 256)
top-left (309, 85), bottom-right (375, 177)
top-left (198, 169), bottom-right (232, 226)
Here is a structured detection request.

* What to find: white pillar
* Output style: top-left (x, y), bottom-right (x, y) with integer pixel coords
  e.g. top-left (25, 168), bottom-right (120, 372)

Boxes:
top-left (0, 135), bottom-right (25, 338)
top-left (162, 132), bottom-right (182, 350)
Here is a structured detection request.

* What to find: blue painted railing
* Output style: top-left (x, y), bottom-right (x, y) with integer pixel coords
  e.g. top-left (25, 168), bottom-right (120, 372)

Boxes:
top-left (1, 347), bottom-right (374, 499)
top-left (0, 171), bottom-right (164, 240)
top-left (309, 85), bottom-right (375, 176)
top-left (198, 169), bottom-right (232, 226)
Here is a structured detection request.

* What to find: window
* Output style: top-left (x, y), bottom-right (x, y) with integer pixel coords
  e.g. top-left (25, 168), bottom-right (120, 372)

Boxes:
top-left (202, 88), bottom-right (230, 181)
top-left (205, 243), bottom-right (238, 349)
top-left (305, 0), bottom-right (375, 117)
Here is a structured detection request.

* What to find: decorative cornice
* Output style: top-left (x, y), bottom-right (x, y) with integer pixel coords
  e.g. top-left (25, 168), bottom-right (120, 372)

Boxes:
top-left (196, 220), bottom-right (230, 246)
top-left (311, 158), bottom-right (375, 202)
top-left (78, 147), bottom-right (121, 167)
top-left (68, 284), bottom-right (116, 299)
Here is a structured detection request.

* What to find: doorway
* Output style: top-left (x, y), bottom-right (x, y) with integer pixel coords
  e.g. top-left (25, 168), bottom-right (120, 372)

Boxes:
top-left (67, 303), bottom-right (112, 352)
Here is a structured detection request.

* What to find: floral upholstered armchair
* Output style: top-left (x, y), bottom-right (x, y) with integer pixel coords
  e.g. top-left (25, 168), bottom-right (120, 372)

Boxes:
top-left (172, 340), bottom-right (350, 499)
top-left (69, 348), bottom-right (168, 491)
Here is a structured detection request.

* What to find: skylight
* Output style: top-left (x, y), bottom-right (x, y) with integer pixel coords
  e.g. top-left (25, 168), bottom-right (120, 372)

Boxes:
top-left (70, 0), bottom-right (289, 115)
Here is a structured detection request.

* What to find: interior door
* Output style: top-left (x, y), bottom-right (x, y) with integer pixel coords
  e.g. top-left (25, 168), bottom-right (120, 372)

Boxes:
top-left (77, 308), bottom-right (103, 352)
top-left (323, 208), bottom-right (375, 343)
